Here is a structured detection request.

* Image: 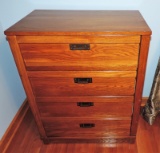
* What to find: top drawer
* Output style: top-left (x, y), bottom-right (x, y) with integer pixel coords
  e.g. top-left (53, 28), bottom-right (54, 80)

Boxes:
top-left (18, 36), bottom-right (140, 71)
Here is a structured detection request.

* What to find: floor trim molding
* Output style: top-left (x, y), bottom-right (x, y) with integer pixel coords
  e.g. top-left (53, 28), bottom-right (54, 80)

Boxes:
top-left (142, 97), bottom-right (148, 107)
top-left (0, 98), bottom-right (29, 153)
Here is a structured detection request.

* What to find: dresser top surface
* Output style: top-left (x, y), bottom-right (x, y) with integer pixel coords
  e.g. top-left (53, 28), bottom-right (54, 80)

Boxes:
top-left (5, 10), bottom-right (151, 36)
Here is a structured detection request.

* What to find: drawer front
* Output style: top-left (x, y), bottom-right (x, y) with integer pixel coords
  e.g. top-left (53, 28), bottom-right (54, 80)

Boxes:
top-left (20, 43), bottom-right (139, 71)
top-left (37, 97), bottom-right (133, 117)
top-left (17, 35), bottom-right (140, 44)
top-left (36, 96), bottom-right (133, 117)
top-left (42, 118), bottom-right (131, 137)
top-left (30, 77), bottom-right (135, 97)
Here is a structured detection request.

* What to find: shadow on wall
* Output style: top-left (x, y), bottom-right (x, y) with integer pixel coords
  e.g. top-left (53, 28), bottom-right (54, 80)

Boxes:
top-left (0, 31), bottom-right (25, 105)
top-left (139, 0), bottom-right (160, 96)
top-left (0, 22), bottom-right (26, 138)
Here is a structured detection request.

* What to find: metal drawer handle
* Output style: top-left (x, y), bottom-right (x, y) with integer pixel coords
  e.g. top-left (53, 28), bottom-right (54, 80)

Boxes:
top-left (74, 78), bottom-right (92, 84)
top-left (70, 44), bottom-right (90, 50)
top-left (77, 102), bottom-right (94, 107)
top-left (80, 123), bottom-right (95, 128)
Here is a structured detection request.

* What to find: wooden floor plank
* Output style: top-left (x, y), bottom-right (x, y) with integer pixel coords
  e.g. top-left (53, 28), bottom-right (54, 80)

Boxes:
top-left (4, 108), bottom-right (160, 153)
top-left (74, 143), bottom-right (89, 153)
top-left (136, 114), bottom-right (160, 153)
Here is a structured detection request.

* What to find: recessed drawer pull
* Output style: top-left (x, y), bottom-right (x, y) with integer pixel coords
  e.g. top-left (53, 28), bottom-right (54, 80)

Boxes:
top-left (79, 123), bottom-right (95, 128)
top-left (77, 102), bottom-right (94, 107)
top-left (70, 44), bottom-right (90, 50)
top-left (74, 78), bottom-right (92, 84)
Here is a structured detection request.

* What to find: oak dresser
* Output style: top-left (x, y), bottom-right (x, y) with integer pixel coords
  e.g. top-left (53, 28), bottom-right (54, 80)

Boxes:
top-left (4, 10), bottom-right (151, 143)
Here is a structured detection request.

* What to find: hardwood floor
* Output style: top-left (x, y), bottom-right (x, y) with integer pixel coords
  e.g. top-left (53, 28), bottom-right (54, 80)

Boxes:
top-left (4, 108), bottom-right (160, 153)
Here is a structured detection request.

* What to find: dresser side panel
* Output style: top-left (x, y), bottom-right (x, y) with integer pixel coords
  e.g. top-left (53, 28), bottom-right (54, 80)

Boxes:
top-left (6, 36), bottom-right (47, 139)
top-left (131, 35), bottom-right (151, 135)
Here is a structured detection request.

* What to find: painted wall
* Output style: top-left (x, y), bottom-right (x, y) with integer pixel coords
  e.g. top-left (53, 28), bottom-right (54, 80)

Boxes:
top-left (0, 0), bottom-right (33, 139)
top-left (0, 22), bottom-right (25, 139)
top-left (0, 0), bottom-right (160, 139)
top-left (139, 0), bottom-right (160, 96)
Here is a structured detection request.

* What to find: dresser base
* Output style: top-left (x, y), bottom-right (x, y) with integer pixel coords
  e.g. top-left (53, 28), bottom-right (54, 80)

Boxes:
top-left (42, 136), bottom-right (136, 144)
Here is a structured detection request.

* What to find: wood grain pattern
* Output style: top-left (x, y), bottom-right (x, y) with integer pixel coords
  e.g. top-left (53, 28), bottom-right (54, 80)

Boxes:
top-left (0, 99), bottom-right (28, 153)
top-left (36, 96), bottom-right (134, 103)
top-left (130, 36), bottom-right (151, 136)
top-left (25, 61), bottom-right (138, 71)
top-left (29, 71), bottom-right (136, 97)
top-left (37, 99), bottom-right (133, 117)
top-left (4, 105), bottom-right (160, 153)
top-left (20, 43), bottom-right (139, 71)
top-left (27, 71), bottom-right (137, 78)
top-left (20, 44), bottom-right (139, 60)
top-left (4, 10), bottom-right (151, 36)
top-left (4, 10), bottom-right (151, 143)
top-left (17, 35), bottom-right (140, 43)
top-left (42, 117), bottom-right (131, 137)
top-left (30, 77), bottom-right (135, 96)
top-left (35, 96), bottom-right (134, 103)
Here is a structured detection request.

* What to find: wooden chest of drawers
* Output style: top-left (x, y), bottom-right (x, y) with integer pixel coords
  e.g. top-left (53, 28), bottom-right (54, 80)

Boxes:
top-left (4, 10), bottom-right (151, 143)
